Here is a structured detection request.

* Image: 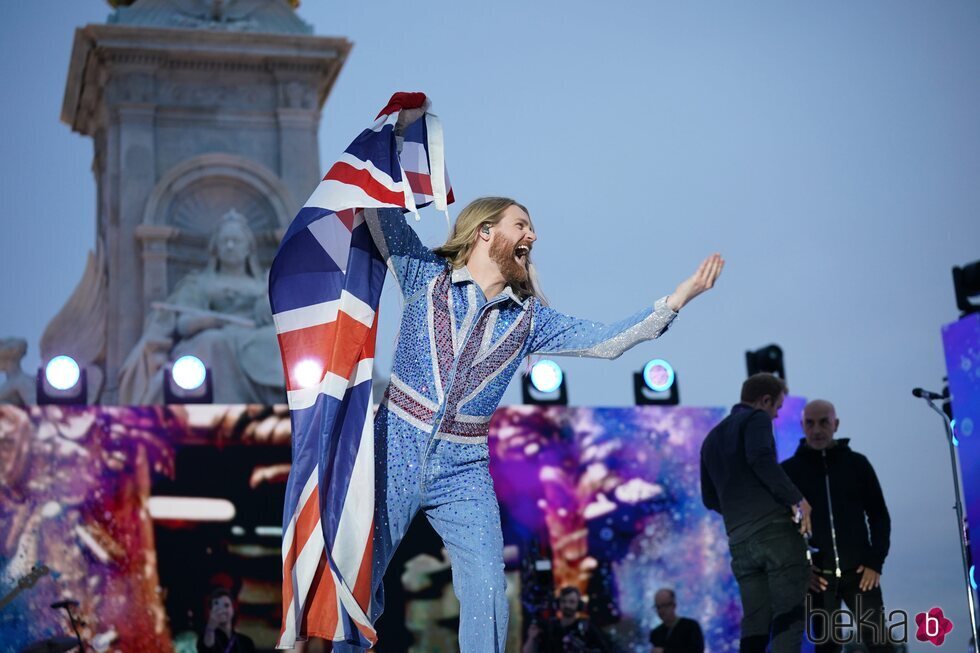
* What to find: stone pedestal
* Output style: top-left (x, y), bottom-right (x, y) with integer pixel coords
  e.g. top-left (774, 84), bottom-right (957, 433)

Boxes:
top-left (60, 2), bottom-right (350, 402)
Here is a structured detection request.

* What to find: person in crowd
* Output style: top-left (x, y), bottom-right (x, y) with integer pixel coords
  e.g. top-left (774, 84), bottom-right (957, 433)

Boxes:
top-left (523, 586), bottom-right (613, 653)
top-left (649, 588), bottom-right (704, 653)
top-left (198, 587), bottom-right (255, 653)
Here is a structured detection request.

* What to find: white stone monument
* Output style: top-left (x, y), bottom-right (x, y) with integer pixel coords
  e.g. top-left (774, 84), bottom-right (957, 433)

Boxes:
top-left (51, 0), bottom-right (350, 403)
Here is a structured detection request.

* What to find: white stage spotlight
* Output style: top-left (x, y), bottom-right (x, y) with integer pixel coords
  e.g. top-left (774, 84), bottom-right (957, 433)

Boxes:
top-left (164, 356), bottom-right (212, 404)
top-left (37, 355), bottom-right (87, 405)
top-left (45, 356), bottom-right (80, 391)
top-left (522, 359), bottom-right (568, 405)
top-left (171, 355), bottom-right (206, 390)
top-left (530, 360), bottom-right (563, 393)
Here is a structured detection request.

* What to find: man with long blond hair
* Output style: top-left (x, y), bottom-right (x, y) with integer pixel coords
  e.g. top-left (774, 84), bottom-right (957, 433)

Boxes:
top-left (360, 195), bottom-right (723, 652)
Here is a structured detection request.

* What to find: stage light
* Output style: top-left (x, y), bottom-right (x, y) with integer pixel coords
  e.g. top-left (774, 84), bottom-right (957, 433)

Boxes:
top-left (46, 356), bottom-right (80, 390)
top-left (255, 526), bottom-right (283, 538)
top-left (642, 359), bottom-right (675, 392)
top-left (634, 359), bottom-right (679, 405)
top-left (164, 356), bottom-right (213, 404)
top-left (172, 355), bottom-right (206, 390)
top-left (530, 360), bottom-right (563, 393)
top-left (953, 259), bottom-right (980, 316)
top-left (522, 359), bottom-right (568, 405)
top-left (148, 496), bottom-right (236, 522)
top-left (745, 344), bottom-right (785, 380)
top-left (36, 355), bottom-right (88, 405)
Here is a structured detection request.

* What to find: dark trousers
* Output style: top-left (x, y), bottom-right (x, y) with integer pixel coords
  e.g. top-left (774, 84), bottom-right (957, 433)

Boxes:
top-left (730, 520), bottom-right (810, 653)
top-left (806, 568), bottom-right (894, 653)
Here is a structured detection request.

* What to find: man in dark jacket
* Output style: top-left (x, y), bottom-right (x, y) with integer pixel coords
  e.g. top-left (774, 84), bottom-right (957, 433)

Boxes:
top-left (523, 586), bottom-right (612, 653)
top-left (649, 588), bottom-right (704, 653)
top-left (701, 373), bottom-right (811, 653)
top-left (781, 400), bottom-right (892, 653)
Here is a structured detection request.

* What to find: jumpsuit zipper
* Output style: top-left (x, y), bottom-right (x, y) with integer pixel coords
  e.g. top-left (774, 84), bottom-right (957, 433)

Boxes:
top-left (822, 450), bottom-right (843, 578)
top-left (418, 295), bottom-right (507, 494)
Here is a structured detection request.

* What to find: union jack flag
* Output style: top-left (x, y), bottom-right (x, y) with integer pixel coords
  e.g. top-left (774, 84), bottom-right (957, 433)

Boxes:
top-left (269, 92), bottom-right (453, 648)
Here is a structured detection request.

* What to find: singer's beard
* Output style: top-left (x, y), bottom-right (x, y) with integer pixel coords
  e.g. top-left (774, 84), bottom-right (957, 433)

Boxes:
top-left (489, 235), bottom-right (530, 286)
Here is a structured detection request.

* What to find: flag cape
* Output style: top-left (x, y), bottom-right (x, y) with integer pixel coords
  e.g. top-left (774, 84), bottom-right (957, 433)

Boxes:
top-left (269, 92), bottom-right (453, 648)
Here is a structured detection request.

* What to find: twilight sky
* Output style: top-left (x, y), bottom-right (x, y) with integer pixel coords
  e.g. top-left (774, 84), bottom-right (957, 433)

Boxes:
top-left (2, 2), bottom-right (979, 649)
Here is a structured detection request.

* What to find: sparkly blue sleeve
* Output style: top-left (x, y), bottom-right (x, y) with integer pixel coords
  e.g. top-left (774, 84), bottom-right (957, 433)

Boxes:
top-left (363, 207), bottom-right (443, 297)
top-left (527, 297), bottom-right (678, 359)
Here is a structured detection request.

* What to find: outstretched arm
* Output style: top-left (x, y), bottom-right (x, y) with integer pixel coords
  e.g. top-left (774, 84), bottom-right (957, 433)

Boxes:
top-left (527, 299), bottom-right (677, 359)
top-left (526, 254), bottom-right (724, 359)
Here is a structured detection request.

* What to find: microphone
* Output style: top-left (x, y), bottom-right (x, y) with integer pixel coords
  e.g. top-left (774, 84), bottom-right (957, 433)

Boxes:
top-left (912, 388), bottom-right (946, 401)
top-left (51, 599), bottom-right (79, 610)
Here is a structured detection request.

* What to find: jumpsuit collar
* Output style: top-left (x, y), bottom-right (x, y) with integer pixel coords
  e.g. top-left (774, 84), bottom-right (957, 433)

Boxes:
top-left (450, 265), bottom-right (524, 306)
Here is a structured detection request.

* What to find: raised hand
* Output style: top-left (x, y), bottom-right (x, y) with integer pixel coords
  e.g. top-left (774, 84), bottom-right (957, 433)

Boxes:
top-left (666, 253), bottom-right (724, 312)
top-left (207, 607), bottom-right (223, 631)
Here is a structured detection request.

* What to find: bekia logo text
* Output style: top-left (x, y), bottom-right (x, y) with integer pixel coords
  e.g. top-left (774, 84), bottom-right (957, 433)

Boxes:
top-left (807, 596), bottom-right (954, 647)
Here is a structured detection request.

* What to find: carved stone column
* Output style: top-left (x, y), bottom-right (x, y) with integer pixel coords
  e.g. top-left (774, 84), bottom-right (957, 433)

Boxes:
top-left (276, 77), bottom-right (321, 210)
top-left (135, 224), bottom-right (179, 315)
top-left (110, 71), bottom-right (159, 388)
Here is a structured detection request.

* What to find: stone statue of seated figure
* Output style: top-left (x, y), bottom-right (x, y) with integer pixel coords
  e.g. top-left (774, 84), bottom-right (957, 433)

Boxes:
top-left (119, 210), bottom-right (285, 404)
top-left (0, 338), bottom-right (36, 406)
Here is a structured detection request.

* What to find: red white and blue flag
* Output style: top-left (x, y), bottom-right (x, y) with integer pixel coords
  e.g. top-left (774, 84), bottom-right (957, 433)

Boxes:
top-left (269, 92), bottom-right (453, 648)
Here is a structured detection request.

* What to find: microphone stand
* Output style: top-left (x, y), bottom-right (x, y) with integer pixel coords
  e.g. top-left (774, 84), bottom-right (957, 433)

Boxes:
top-left (53, 602), bottom-right (85, 652)
top-left (920, 395), bottom-right (979, 641)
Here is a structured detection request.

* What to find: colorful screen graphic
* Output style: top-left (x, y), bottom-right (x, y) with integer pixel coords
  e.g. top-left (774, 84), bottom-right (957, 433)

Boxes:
top-left (0, 406), bottom-right (176, 653)
top-left (0, 405), bottom-right (291, 653)
top-left (490, 405), bottom-right (740, 652)
top-left (942, 313), bottom-right (980, 578)
top-left (1, 401), bottom-right (807, 653)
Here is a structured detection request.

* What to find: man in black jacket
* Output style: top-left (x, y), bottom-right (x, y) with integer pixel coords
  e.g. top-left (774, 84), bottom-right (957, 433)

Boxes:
top-left (701, 373), bottom-right (811, 653)
top-left (649, 588), bottom-right (704, 653)
top-left (781, 399), bottom-right (892, 653)
top-left (522, 586), bottom-right (612, 653)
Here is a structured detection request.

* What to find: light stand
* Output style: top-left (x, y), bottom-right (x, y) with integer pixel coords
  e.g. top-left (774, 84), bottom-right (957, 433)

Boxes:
top-left (917, 391), bottom-right (979, 641)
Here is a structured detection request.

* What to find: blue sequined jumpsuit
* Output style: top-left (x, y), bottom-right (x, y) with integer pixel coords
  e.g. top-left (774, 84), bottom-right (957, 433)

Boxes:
top-left (362, 208), bottom-right (677, 652)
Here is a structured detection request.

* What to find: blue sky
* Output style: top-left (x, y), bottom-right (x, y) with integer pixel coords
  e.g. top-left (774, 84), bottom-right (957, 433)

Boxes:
top-left (2, 2), bottom-right (979, 648)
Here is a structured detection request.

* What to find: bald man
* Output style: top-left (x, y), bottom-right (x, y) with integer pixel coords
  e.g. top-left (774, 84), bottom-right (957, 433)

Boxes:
top-left (650, 589), bottom-right (704, 653)
top-left (781, 400), bottom-right (892, 653)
